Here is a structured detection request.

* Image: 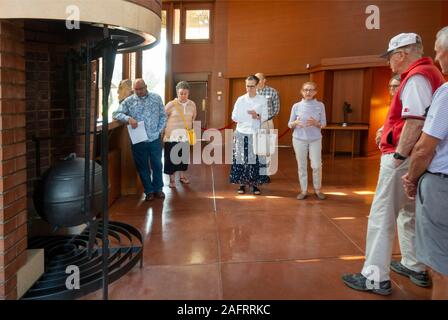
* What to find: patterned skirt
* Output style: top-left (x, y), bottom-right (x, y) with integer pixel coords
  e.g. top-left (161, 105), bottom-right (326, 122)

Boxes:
top-left (229, 131), bottom-right (269, 186)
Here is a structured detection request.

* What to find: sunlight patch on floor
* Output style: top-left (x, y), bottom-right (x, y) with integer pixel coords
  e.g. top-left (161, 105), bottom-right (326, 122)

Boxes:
top-left (325, 192), bottom-right (348, 196)
top-left (235, 195), bottom-right (257, 200)
top-left (353, 191), bottom-right (375, 195)
top-left (294, 258), bottom-right (322, 263)
top-left (338, 255), bottom-right (365, 261)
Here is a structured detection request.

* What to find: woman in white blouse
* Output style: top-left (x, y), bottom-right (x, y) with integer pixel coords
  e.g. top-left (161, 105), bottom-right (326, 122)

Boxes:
top-left (229, 75), bottom-right (269, 195)
top-left (288, 81), bottom-right (327, 200)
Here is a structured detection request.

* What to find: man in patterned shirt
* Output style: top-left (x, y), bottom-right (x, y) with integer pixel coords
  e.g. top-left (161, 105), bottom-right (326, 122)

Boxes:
top-left (113, 79), bottom-right (167, 201)
top-left (255, 73), bottom-right (280, 180)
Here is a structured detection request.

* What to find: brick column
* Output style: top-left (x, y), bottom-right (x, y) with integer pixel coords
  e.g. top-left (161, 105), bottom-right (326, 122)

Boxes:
top-left (0, 20), bottom-right (27, 300)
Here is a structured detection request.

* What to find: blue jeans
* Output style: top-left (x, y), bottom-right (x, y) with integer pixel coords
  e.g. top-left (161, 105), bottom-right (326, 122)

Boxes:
top-left (131, 138), bottom-right (164, 195)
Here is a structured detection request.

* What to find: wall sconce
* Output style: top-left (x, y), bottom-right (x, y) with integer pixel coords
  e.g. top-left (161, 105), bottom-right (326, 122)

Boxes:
top-left (217, 91), bottom-right (223, 101)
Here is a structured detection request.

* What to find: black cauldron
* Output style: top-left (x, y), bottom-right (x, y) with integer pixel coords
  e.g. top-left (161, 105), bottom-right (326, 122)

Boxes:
top-left (34, 154), bottom-right (104, 228)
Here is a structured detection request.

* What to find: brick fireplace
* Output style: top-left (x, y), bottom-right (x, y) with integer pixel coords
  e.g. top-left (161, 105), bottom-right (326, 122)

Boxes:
top-left (0, 18), bottom-right (92, 300)
top-left (0, 0), bottom-right (161, 300)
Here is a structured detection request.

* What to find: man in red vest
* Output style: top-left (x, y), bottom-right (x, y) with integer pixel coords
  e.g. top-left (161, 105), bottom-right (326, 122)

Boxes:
top-left (342, 33), bottom-right (445, 295)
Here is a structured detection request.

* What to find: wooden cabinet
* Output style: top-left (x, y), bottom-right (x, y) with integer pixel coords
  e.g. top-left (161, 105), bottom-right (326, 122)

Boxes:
top-left (107, 148), bottom-right (122, 206)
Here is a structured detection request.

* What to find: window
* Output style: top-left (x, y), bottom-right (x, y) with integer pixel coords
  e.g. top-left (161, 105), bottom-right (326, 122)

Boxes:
top-left (129, 52), bottom-right (137, 81)
top-left (108, 53), bottom-right (123, 120)
top-left (169, 2), bottom-right (213, 44)
top-left (142, 10), bottom-right (167, 103)
top-left (173, 9), bottom-right (180, 44)
top-left (185, 9), bottom-right (210, 40)
top-left (97, 53), bottom-right (124, 122)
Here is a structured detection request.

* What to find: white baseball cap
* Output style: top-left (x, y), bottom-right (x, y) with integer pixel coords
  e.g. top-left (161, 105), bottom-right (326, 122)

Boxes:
top-left (380, 33), bottom-right (421, 58)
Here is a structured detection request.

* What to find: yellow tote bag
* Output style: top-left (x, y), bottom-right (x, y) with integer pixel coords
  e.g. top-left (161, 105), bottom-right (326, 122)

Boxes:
top-left (174, 100), bottom-right (196, 146)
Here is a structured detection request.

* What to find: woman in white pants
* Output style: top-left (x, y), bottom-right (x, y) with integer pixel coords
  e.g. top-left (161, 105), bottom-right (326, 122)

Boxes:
top-left (288, 81), bottom-right (327, 200)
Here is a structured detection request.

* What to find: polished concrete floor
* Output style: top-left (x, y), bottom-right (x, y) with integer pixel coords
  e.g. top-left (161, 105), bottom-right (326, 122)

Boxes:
top-left (83, 147), bottom-right (431, 300)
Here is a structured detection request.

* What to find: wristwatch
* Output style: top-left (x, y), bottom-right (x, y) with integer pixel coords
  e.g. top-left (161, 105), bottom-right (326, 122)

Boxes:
top-left (393, 152), bottom-right (407, 160)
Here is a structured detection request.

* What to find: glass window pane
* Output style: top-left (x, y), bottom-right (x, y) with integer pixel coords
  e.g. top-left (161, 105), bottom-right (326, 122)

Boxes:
top-left (97, 54), bottom-right (123, 122)
top-left (129, 52), bottom-right (137, 81)
top-left (185, 9), bottom-right (210, 40)
top-left (173, 9), bottom-right (180, 44)
top-left (108, 53), bottom-right (123, 120)
top-left (142, 14), bottom-right (166, 104)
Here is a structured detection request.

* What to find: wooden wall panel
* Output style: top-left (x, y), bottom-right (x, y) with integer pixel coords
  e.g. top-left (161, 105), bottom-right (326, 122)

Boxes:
top-left (332, 69), bottom-right (364, 124)
top-left (209, 0), bottom-right (229, 130)
top-left (108, 148), bottom-right (122, 206)
top-left (117, 125), bottom-right (139, 195)
top-left (226, 1), bottom-right (445, 77)
top-left (228, 80), bottom-right (247, 121)
top-left (442, 2), bottom-right (448, 25)
top-left (366, 67), bottom-right (394, 156)
top-left (171, 44), bottom-right (214, 73)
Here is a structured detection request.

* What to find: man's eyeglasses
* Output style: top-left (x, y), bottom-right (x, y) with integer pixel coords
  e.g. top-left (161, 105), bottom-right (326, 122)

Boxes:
top-left (246, 85), bottom-right (256, 88)
top-left (134, 86), bottom-right (147, 91)
top-left (387, 50), bottom-right (403, 61)
top-left (302, 88), bottom-right (315, 92)
top-left (388, 85), bottom-right (399, 88)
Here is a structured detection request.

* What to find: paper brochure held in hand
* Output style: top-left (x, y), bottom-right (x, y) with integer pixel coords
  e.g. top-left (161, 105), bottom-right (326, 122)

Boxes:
top-left (127, 121), bottom-right (149, 144)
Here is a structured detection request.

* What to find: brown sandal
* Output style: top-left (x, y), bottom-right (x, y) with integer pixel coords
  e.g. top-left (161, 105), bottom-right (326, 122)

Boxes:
top-left (179, 177), bottom-right (190, 184)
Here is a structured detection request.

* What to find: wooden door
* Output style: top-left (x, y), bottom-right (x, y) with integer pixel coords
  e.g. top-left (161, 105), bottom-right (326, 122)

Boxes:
top-left (187, 81), bottom-right (208, 128)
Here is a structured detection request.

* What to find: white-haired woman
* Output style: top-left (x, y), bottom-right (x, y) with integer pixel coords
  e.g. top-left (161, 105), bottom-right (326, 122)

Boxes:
top-left (163, 81), bottom-right (197, 188)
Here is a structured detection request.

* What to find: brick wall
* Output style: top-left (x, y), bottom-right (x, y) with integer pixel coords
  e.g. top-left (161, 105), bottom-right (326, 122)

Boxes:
top-left (0, 20), bottom-right (27, 300)
top-left (74, 61), bottom-right (97, 159)
top-left (25, 21), bottom-right (78, 202)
